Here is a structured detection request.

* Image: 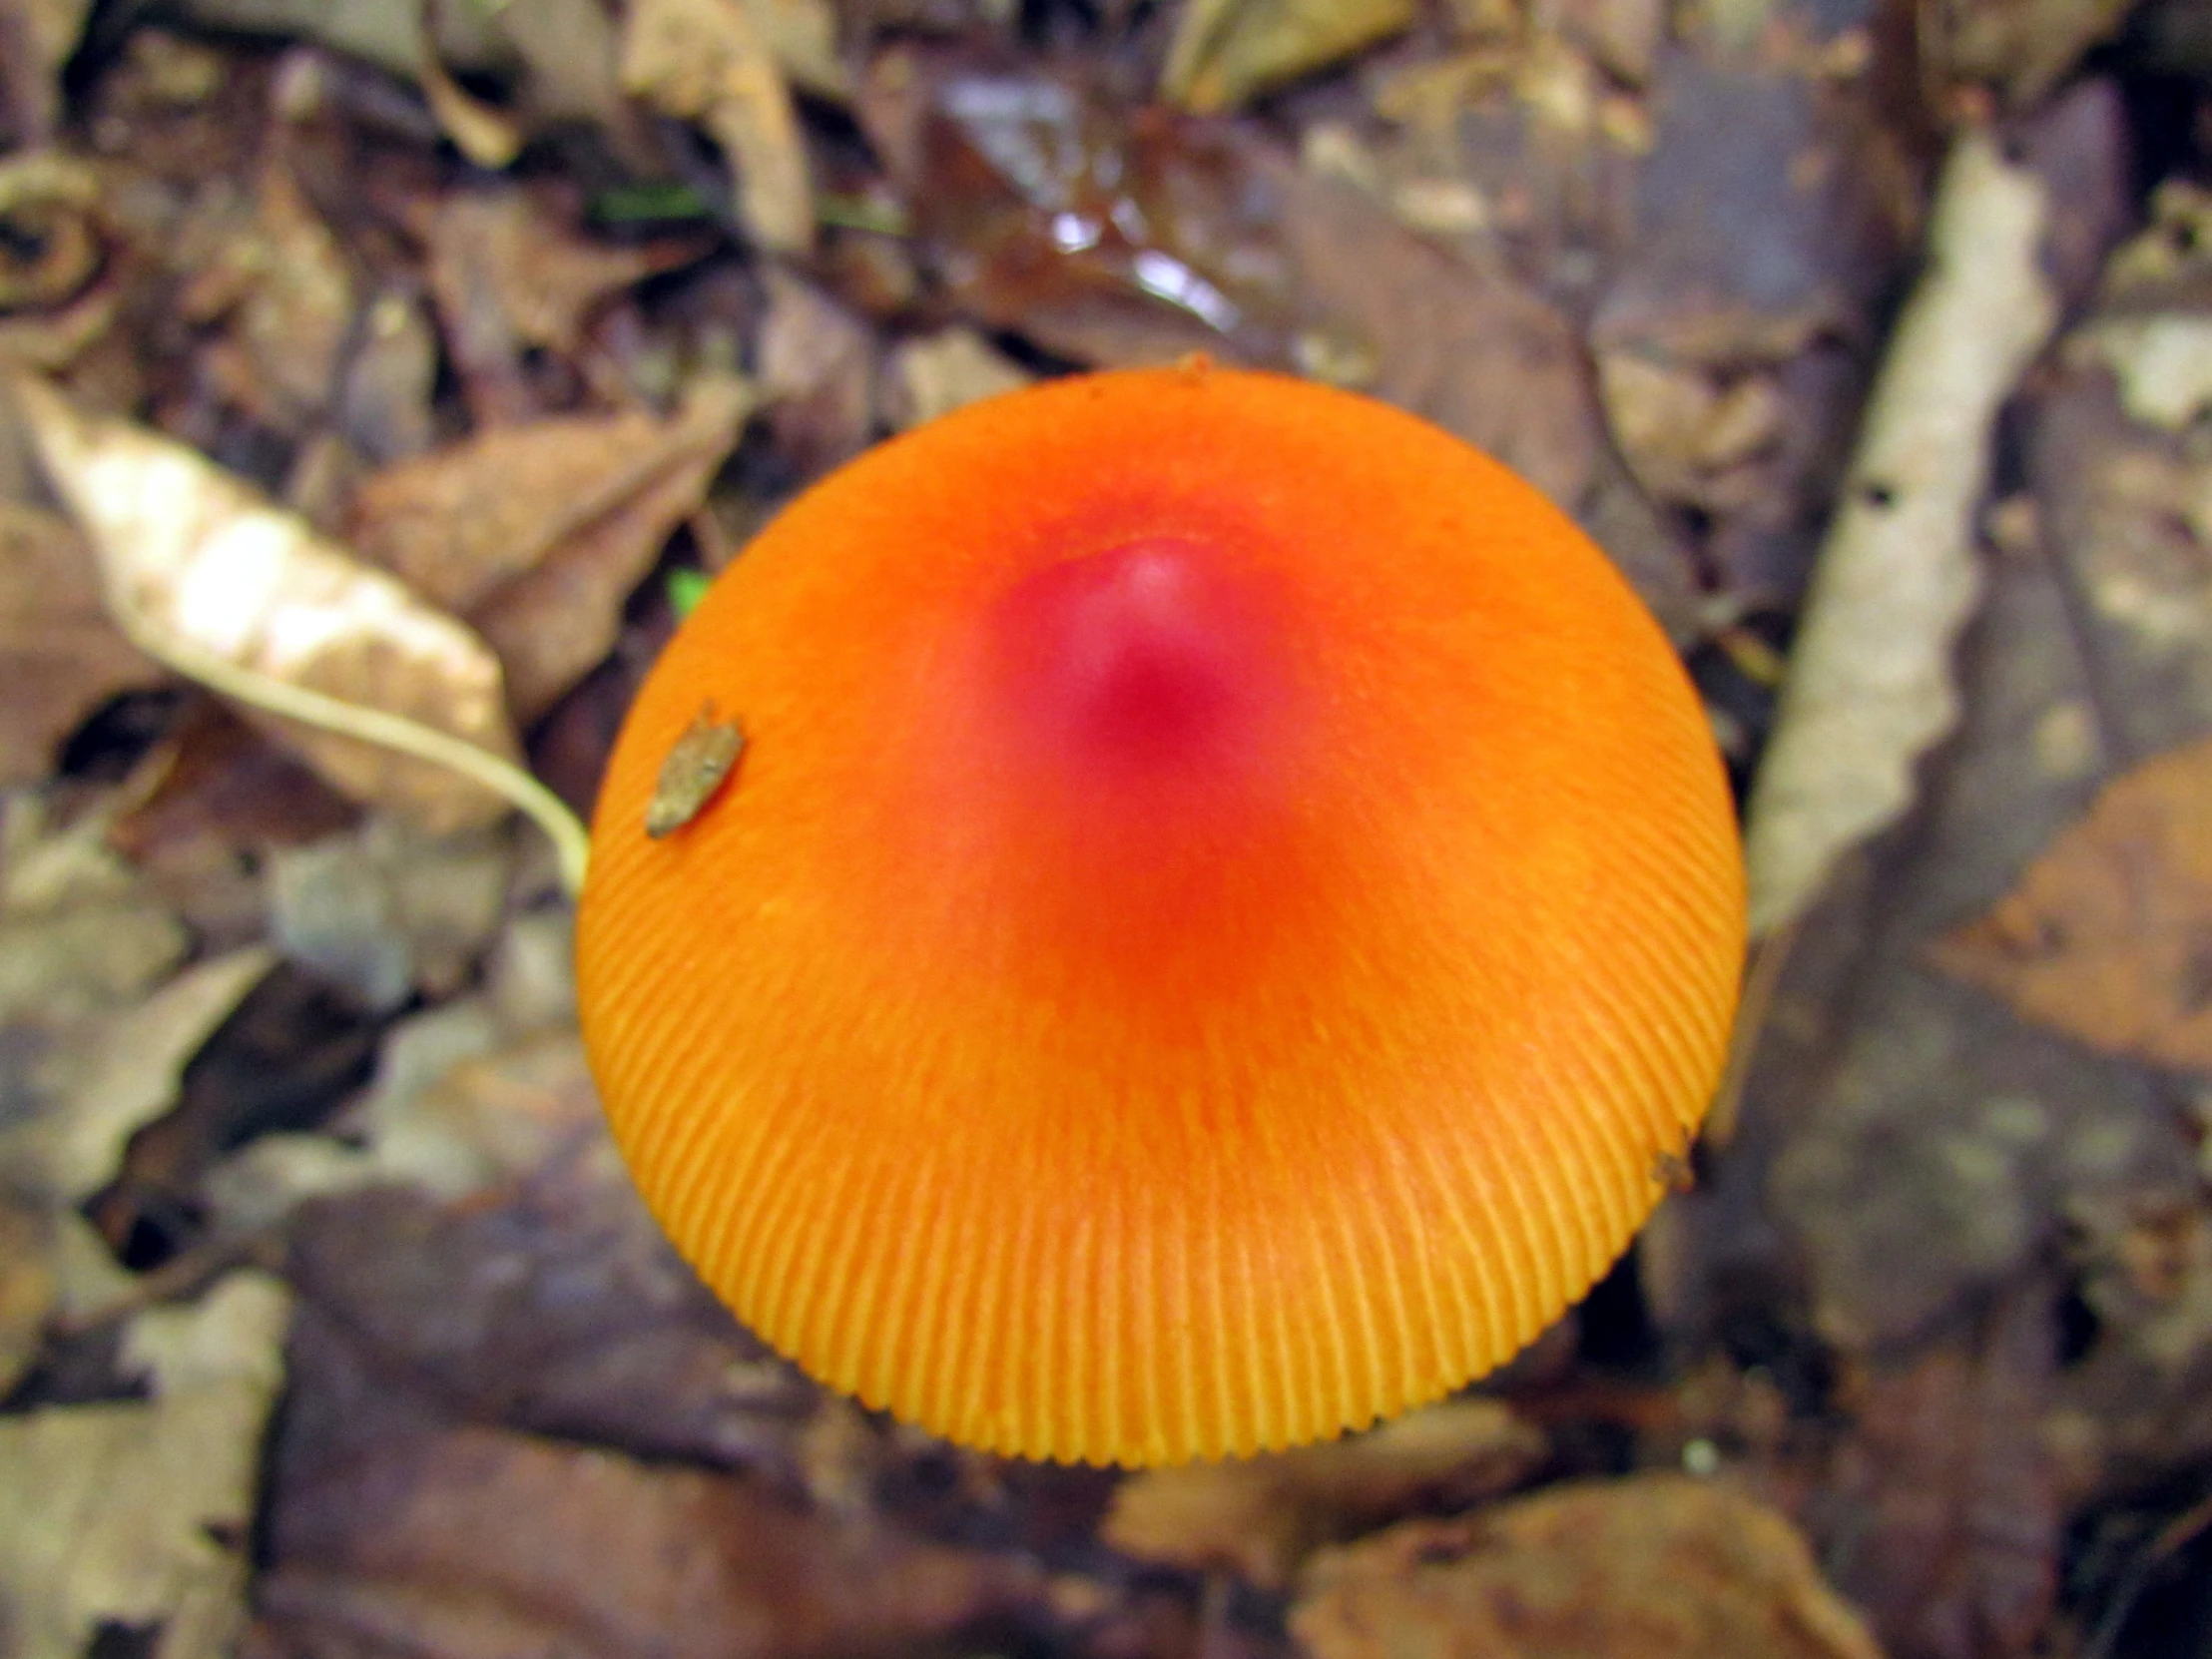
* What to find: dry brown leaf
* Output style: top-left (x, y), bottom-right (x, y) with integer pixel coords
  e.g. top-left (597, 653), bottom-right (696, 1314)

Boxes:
top-left (14, 374), bottom-right (523, 831)
top-left (0, 1272), bottom-right (291, 1659)
top-left (1105, 1398), bottom-right (1545, 1589)
top-left (1933, 736), bottom-right (2212, 1071)
top-left (1823, 1287), bottom-right (2058, 1659)
top-left (427, 188), bottom-right (705, 363)
top-left (0, 499), bottom-right (164, 787)
top-left (621, 0), bottom-right (815, 254)
top-left (0, 0), bottom-right (95, 143)
top-left (1163, 0), bottom-right (1417, 114)
top-left (254, 1421), bottom-right (1037, 1659)
top-left (1293, 1473), bottom-right (1886, 1659)
top-left (758, 268), bottom-right (872, 477)
top-left (232, 161), bottom-right (355, 429)
top-left (422, 188), bottom-right (706, 429)
top-left (350, 375), bottom-right (754, 720)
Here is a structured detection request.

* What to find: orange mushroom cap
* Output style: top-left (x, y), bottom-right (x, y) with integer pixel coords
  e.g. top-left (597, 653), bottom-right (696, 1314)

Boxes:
top-left (577, 364), bottom-right (1744, 1466)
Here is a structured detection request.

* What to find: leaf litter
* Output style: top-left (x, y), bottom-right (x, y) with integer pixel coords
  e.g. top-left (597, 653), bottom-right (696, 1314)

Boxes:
top-left (5, 2), bottom-right (2212, 1657)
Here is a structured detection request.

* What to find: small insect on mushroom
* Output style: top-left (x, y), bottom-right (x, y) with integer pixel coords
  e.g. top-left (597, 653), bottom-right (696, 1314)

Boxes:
top-left (578, 366), bottom-right (1745, 1467)
top-left (643, 704), bottom-right (745, 838)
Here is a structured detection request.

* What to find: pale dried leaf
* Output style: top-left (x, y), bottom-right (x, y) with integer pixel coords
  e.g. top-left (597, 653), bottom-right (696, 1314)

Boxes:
top-left (1745, 133), bottom-right (2058, 936)
top-left (885, 325), bottom-right (1032, 429)
top-left (621, 0), bottom-right (815, 254)
top-left (1933, 736), bottom-right (2212, 1071)
top-left (14, 374), bottom-right (524, 832)
top-left (1163, 0), bottom-right (1418, 114)
top-left (1106, 1398), bottom-right (1545, 1589)
top-left (1293, 1474), bottom-right (1886, 1659)
top-left (0, 793), bottom-right (191, 1024)
top-left (0, 500), bottom-right (164, 787)
top-left (2084, 311), bottom-right (2212, 431)
top-left (0, 1271), bottom-right (290, 1659)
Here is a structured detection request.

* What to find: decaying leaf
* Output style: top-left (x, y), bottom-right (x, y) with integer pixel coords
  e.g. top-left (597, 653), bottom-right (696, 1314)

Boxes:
top-left (0, 1271), bottom-right (291, 1659)
top-left (13, 373), bottom-right (524, 831)
top-left (349, 375), bottom-right (755, 720)
top-left (231, 161), bottom-right (355, 430)
top-left (646, 704), bottom-right (745, 836)
top-left (209, 1009), bottom-right (596, 1227)
top-left (0, 945), bottom-right (274, 1207)
top-left (0, 791), bottom-right (191, 1025)
top-left (1292, 1473), bottom-right (1886, 1659)
top-left (1163, 0), bottom-right (1418, 115)
top-left (1745, 132), bottom-right (2059, 936)
top-left (1823, 1285), bottom-right (2059, 1659)
top-left (1104, 1398), bottom-right (1545, 1589)
top-left (268, 818), bottom-right (513, 1012)
top-left (1933, 736), bottom-right (2212, 1071)
top-left (426, 187), bottom-right (708, 364)
top-left (0, 499), bottom-right (164, 787)
top-left (621, 0), bottom-right (815, 255)
top-left (759, 268), bottom-right (873, 477)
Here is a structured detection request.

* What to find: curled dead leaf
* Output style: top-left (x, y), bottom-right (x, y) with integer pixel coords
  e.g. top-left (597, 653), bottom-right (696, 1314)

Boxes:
top-left (12, 373), bottom-right (524, 833)
top-left (0, 150), bottom-right (122, 369)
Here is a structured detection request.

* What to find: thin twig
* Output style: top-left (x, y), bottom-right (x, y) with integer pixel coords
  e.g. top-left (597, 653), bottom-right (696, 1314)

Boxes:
top-left (107, 603), bottom-right (591, 896)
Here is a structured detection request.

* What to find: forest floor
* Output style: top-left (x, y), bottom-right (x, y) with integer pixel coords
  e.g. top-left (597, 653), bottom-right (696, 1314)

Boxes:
top-left (2, 0), bottom-right (2211, 1655)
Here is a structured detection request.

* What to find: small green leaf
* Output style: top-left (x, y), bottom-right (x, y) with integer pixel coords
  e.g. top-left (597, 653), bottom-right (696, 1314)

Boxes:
top-left (667, 568), bottom-right (714, 619)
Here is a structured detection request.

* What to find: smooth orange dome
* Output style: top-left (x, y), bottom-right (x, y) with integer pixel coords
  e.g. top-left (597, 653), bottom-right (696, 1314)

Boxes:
top-left (577, 364), bottom-right (1743, 1465)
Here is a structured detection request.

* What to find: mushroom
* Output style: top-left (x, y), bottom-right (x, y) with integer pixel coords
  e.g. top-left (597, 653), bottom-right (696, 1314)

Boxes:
top-left (577, 363), bottom-right (1744, 1466)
